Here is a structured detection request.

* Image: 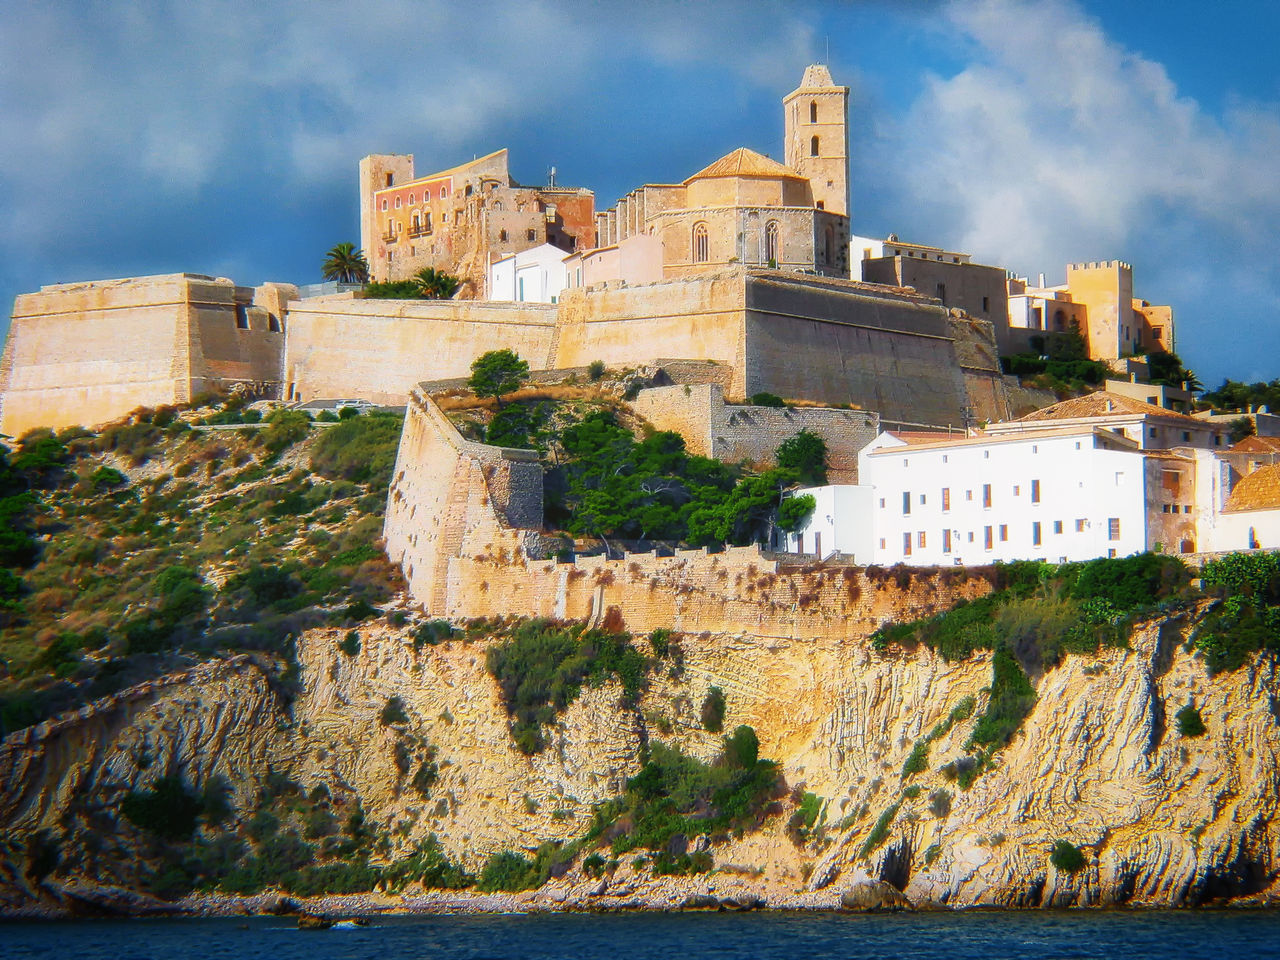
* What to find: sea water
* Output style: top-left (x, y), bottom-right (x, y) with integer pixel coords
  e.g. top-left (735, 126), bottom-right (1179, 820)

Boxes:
top-left (4, 910), bottom-right (1280, 960)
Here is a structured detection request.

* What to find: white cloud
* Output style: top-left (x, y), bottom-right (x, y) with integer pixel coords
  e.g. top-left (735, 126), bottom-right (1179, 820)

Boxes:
top-left (872, 0), bottom-right (1280, 280)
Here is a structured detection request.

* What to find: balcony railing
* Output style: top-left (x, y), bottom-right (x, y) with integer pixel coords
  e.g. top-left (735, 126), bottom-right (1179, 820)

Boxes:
top-left (381, 229), bottom-right (397, 243)
top-left (408, 223), bottom-right (432, 238)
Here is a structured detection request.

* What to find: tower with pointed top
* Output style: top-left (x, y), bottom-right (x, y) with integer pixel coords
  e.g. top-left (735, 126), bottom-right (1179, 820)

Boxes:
top-left (783, 64), bottom-right (849, 218)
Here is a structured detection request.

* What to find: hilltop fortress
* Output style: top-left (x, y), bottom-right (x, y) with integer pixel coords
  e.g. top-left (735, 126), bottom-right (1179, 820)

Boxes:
top-left (1, 65), bottom-right (1164, 439)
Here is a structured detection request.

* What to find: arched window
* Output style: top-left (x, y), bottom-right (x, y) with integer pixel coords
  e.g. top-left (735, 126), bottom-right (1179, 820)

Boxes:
top-left (492, 201), bottom-right (503, 211)
top-left (810, 135), bottom-right (820, 157)
top-left (411, 213), bottom-right (420, 231)
top-left (268, 314), bottom-right (282, 333)
top-left (692, 222), bottom-right (709, 263)
top-left (394, 196), bottom-right (401, 209)
top-left (809, 100), bottom-right (818, 123)
top-left (409, 193), bottom-right (415, 204)
top-left (765, 220), bottom-right (780, 265)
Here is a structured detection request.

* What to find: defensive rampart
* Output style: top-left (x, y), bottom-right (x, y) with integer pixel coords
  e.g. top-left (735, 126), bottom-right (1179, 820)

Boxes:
top-left (384, 386), bottom-right (992, 637)
top-left (0, 274), bottom-right (288, 436)
top-left (631, 382), bottom-right (878, 482)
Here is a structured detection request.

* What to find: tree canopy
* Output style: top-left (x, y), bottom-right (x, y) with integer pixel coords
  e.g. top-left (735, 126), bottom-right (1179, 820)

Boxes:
top-left (412, 267), bottom-right (461, 300)
top-left (321, 243), bottom-right (369, 284)
top-left (468, 350), bottom-right (530, 403)
top-left (776, 430), bottom-right (828, 486)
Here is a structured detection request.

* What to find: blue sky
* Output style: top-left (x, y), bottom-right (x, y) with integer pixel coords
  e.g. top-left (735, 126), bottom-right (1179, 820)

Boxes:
top-left (2, 0), bottom-right (1278, 389)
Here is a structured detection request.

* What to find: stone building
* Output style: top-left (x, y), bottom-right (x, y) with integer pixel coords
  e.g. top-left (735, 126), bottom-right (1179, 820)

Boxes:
top-left (581, 65), bottom-right (851, 285)
top-left (358, 149), bottom-right (595, 296)
top-left (1006, 260), bottom-right (1175, 360)
top-left (850, 234), bottom-right (1012, 351)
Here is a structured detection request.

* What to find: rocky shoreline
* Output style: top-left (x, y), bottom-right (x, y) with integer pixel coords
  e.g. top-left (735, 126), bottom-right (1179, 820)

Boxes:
top-left (5, 876), bottom-right (1278, 921)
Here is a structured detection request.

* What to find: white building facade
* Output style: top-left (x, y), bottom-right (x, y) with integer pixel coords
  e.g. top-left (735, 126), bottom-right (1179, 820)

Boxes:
top-left (858, 428), bottom-right (1152, 566)
top-left (778, 484), bottom-right (875, 558)
top-left (487, 243), bottom-right (569, 303)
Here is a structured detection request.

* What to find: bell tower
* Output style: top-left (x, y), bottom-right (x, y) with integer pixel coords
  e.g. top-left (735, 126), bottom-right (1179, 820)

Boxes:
top-left (783, 64), bottom-right (849, 218)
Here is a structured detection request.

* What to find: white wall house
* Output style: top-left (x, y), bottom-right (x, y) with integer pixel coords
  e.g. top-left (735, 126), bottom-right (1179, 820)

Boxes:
top-left (848, 234), bottom-right (971, 281)
top-left (858, 428), bottom-right (1151, 566)
top-left (777, 484), bottom-right (876, 560)
top-left (487, 243), bottom-right (568, 303)
top-left (1203, 464), bottom-right (1280, 552)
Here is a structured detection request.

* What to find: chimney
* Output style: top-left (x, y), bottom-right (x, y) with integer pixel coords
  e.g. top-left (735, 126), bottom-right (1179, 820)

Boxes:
top-left (1038, 273), bottom-right (1045, 287)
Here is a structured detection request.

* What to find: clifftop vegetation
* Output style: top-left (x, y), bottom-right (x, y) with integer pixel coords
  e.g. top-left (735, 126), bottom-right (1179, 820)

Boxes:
top-left (0, 402), bottom-right (405, 736)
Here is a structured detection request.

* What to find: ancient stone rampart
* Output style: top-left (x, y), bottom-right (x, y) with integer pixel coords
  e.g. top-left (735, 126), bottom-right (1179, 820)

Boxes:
top-left (0, 274), bottom-right (288, 436)
top-left (384, 386), bottom-right (991, 636)
top-left (631, 382), bottom-right (878, 482)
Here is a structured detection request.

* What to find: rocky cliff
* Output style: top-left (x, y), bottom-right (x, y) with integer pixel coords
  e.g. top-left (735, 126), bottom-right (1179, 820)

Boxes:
top-left (3, 599), bottom-right (1277, 913)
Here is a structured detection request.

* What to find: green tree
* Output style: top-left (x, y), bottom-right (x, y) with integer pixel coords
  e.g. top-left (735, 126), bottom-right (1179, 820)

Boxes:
top-left (778, 493), bottom-right (815, 533)
top-left (321, 242), bottom-right (369, 284)
top-left (776, 431), bottom-right (827, 485)
top-left (412, 267), bottom-right (461, 300)
top-left (469, 350), bottom-right (530, 406)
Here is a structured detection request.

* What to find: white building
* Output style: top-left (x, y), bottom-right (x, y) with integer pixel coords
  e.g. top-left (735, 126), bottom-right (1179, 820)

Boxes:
top-left (858, 427), bottom-right (1152, 566)
top-left (1203, 464), bottom-right (1280, 552)
top-left (984, 391), bottom-right (1225, 451)
top-left (778, 484), bottom-right (875, 559)
top-left (487, 243), bottom-right (568, 303)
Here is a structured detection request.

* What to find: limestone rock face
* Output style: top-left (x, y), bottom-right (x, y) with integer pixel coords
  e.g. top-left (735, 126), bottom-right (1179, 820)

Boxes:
top-left (2, 610), bottom-right (1279, 910)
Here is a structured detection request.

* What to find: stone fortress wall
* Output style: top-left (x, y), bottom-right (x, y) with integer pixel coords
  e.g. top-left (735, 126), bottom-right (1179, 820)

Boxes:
top-left (0, 274), bottom-right (291, 436)
top-left (3, 266), bottom-right (1013, 438)
top-left (631, 382), bottom-right (879, 483)
top-left (384, 385), bottom-right (993, 639)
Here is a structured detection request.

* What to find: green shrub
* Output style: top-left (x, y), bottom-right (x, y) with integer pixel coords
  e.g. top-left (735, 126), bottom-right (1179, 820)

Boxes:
top-left (382, 834), bottom-right (472, 892)
top-left (89, 466), bottom-right (127, 489)
top-left (485, 403), bottom-right (535, 449)
top-left (309, 412), bottom-right (403, 491)
top-left (582, 852), bottom-right (607, 877)
top-left (1176, 704), bottom-right (1207, 738)
top-left (486, 619), bottom-right (647, 753)
top-left (413, 619), bottom-right (455, 648)
top-left (380, 696), bottom-right (408, 726)
top-left (701, 685), bottom-right (726, 733)
top-left (339, 631), bottom-right (360, 656)
top-left (587, 360), bottom-right (606, 381)
top-left (648, 627), bottom-right (672, 658)
top-left (970, 646), bottom-right (1037, 748)
top-left (723, 725), bottom-right (759, 768)
top-left (749, 392), bottom-right (785, 408)
top-left (120, 775), bottom-right (202, 840)
top-left (901, 741), bottom-right (929, 778)
top-left (476, 850), bottom-right (540, 892)
top-left (858, 803), bottom-right (901, 860)
top-left (928, 790), bottom-right (952, 818)
top-left (1050, 840), bottom-right (1086, 872)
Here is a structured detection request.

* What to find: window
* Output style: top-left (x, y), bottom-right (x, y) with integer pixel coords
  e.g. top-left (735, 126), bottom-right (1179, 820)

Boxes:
top-left (267, 314), bottom-right (281, 333)
top-left (385, 173), bottom-right (393, 187)
top-left (919, 494), bottom-right (926, 505)
top-left (942, 488), bottom-right (951, 512)
top-left (499, 229), bottom-right (508, 242)
top-left (943, 529), bottom-right (952, 553)
top-left (879, 538), bottom-right (886, 549)
top-left (918, 531), bottom-right (926, 548)
top-left (966, 490), bottom-right (973, 501)
top-left (936, 282), bottom-right (946, 304)
top-left (1054, 309), bottom-right (1066, 331)
top-left (409, 193), bottom-right (415, 204)
top-left (999, 524), bottom-right (1008, 542)
top-left (810, 135), bottom-right (820, 156)
top-left (824, 226), bottom-right (834, 263)
top-left (1013, 484), bottom-right (1020, 496)
top-left (1108, 518), bottom-right (1121, 540)
top-left (809, 100), bottom-right (818, 123)
top-left (879, 498), bottom-right (885, 508)
top-left (234, 305), bottom-right (249, 329)
top-left (1032, 522), bottom-right (1042, 546)
top-left (1182, 431), bottom-right (1191, 442)
top-left (903, 532), bottom-right (912, 557)
top-left (526, 229), bottom-right (537, 242)
top-left (983, 451), bottom-right (990, 459)
top-left (1075, 519), bottom-right (1086, 532)
top-left (1053, 520), bottom-right (1063, 534)
top-left (982, 296), bottom-right (990, 312)
top-left (424, 213), bottom-right (432, 232)
top-left (395, 197), bottom-right (401, 208)
top-left (381, 199), bottom-right (388, 211)
top-left (984, 526), bottom-right (993, 550)
top-left (692, 222), bottom-right (709, 263)
top-left (765, 220), bottom-right (780, 265)
top-left (902, 491), bottom-right (911, 515)
top-left (982, 484), bottom-right (992, 508)
top-left (1108, 548), bottom-right (1118, 558)
top-left (1149, 427), bottom-right (1158, 439)
top-left (1031, 479), bottom-right (1040, 503)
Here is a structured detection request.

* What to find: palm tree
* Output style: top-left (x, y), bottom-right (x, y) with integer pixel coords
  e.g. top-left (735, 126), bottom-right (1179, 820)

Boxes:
top-left (322, 243), bottom-right (369, 283)
top-left (412, 267), bottom-right (461, 300)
